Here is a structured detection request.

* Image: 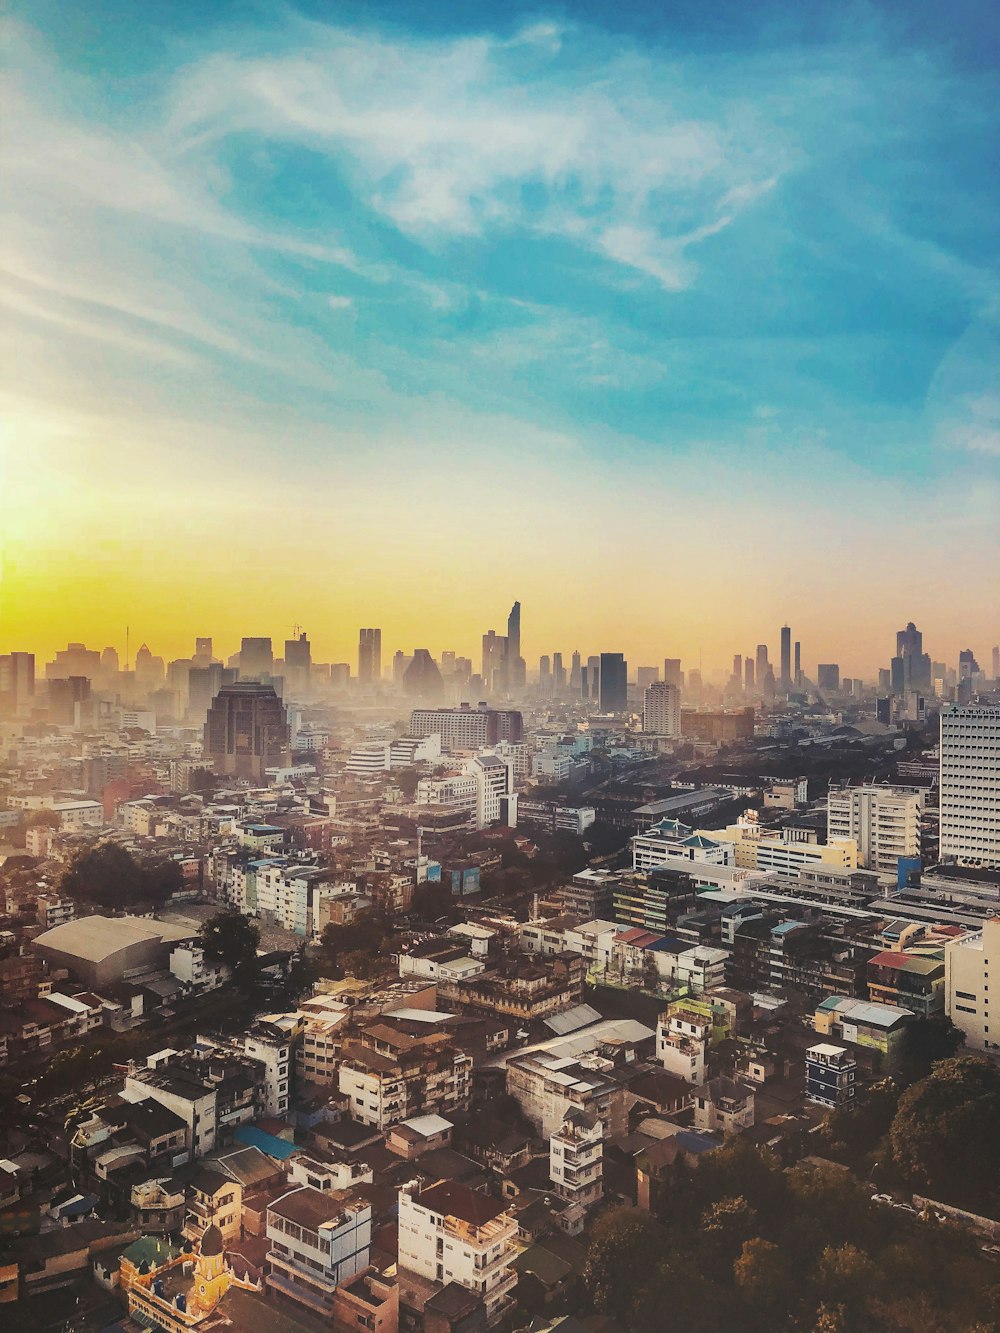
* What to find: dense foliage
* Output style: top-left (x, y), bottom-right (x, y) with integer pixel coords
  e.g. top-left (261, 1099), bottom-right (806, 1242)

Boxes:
top-left (199, 909), bottom-right (260, 986)
top-left (58, 842), bottom-right (182, 910)
top-left (583, 1142), bottom-right (1000, 1332)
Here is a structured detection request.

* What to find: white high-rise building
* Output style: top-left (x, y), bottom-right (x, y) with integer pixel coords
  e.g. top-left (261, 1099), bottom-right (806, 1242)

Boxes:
top-left (470, 753), bottom-right (517, 829)
top-left (940, 707), bottom-right (1000, 869)
top-left (642, 680), bottom-right (681, 738)
top-left (827, 784), bottom-right (923, 873)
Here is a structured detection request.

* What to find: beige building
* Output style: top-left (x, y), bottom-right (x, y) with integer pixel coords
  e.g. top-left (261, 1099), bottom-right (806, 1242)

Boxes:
top-left (945, 918), bottom-right (1000, 1051)
top-left (827, 784), bottom-right (922, 873)
top-left (708, 811), bottom-right (858, 874)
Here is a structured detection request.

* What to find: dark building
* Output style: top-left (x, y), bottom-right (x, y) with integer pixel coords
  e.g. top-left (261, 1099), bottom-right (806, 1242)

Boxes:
top-left (239, 637), bottom-right (273, 680)
top-left (780, 625), bottom-right (792, 690)
top-left (283, 632), bottom-right (311, 697)
top-left (403, 649), bottom-right (445, 700)
top-left (507, 601), bottom-right (525, 687)
top-left (203, 681), bottom-right (290, 781)
top-left (358, 628), bottom-right (382, 686)
top-left (817, 664), bottom-right (841, 691)
top-left (599, 653), bottom-right (628, 713)
top-left (188, 663), bottom-right (238, 726)
top-left (48, 675), bottom-right (90, 725)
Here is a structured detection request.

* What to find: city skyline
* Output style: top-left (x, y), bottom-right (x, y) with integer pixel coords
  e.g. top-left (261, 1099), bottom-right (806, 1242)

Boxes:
top-left (2, 0), bottom-right (998, 669)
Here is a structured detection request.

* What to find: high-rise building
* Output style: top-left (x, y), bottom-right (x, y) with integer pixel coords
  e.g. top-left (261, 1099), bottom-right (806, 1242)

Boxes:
top-left (284, 632), bottom-right (311, 698)
top-left (779, 626), bottom-right (792, 690)
top-left (188, 664), bottom-right (237, 725)
top-left (959, 649), bottom-right (981, 680)
top-left (827, 784), bottom-right (922, 873)
top-left (552, 652), bottom-right (566, 693)
top-left (637, 666), bottom-right (660, 691)
top-left (794, 640), bottom-right (801, 687)
top-left (402, 649), bottom-right (444, 699)
top-left (730, 655), bottom-right (743, 691)
top-left (599, 653), bottom-right (628, 713)
top-left (538, 655), bottom-right (551, 691)
top-left (507, 601), bottom-right (525, 687)
top-left (570, 651), bottom-right (582, 691)
top-left (580, 667), bottom-right (589, 699)
top-left (409, 704), bottom-right (523, 749)
top-left (663, 659), bottom-right (682, 689)
top-left (204, 681), bottom-right (290, 781)
top-left (0, 651), bottom-right (34, 716)
top-left (940, 706), bottom-right (1000, 868)
top-left (743, 657), bottom-right (755, 691)
top-left (891, 622), bottom-right (931, 696)
top-left (195, 637), bottom-right (213, 661)
top-left (817, 664), bottom-right (840, 691)
top-left (755, 645), bottom-right (769, 685)
top-left (482, 630), bottom-right (508, 693)
top-left (240, 637), bottom-right (273, 681)
top-left (642, 681), bottom-right (681, 737)
top-left (358, 628), bottom-right (382, 686)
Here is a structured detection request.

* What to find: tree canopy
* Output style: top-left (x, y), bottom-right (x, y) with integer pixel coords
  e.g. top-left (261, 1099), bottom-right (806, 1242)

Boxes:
top-left (58, 842), bottom-right (181, 910)
top-left (199, 910), bottom-right (260, 987)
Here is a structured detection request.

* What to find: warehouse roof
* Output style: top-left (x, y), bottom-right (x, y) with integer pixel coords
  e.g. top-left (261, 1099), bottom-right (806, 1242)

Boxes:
top-left (34, 915), bottom-right (194, 962)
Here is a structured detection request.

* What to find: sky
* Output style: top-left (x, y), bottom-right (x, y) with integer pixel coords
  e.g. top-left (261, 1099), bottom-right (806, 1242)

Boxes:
top-left (1, 0), bottom-right (998, 678)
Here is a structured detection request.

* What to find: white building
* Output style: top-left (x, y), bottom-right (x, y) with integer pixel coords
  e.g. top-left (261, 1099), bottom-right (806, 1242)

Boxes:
top-left (345, 743), bottom-right (391, 777)
top-left (51, 799), bottom-right (104, 831)
top-left (550, 1109), bottom-right (603, 1211)
top-left (398, 1180), bottom-right (518, 1326)
top-left (940, 707), bottom-right (1000, 868)
top-left (389, 734), bottom-right (442, 767)
top-left (169, 943), bottom-right (228, 991)
top-left (657, 1006), bottom-right (710, 1085)
top-left (266, 1186), bottom-right (372, 1319)
top-left (827, 784), bottom-right (922, 873)
top-left (642, 681), bottom-right (681, 738)
top-left (632, 821), bottom-right (731, 872)
top-left (945, 917), bottom-right (1000, 1051)
top-left (243, 1027), bottom-right (293, 1118)
top-left (470, 753), bottom-right (517, 829)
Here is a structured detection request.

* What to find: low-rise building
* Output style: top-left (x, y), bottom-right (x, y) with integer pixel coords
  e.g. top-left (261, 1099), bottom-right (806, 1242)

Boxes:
top-left (692, 1077), bottom-right (755, 1136)
top-left (805, 1043), bottom-right (857, 1109)
top-left (266, 1186), bottom-right (372, 1319)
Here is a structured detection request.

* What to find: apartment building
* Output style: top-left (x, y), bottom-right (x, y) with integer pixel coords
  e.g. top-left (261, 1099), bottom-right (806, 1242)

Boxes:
top-left (266, 1186), bottom-right (372, 1319)
top-left (940, 706), bottom-right (1000, 869)
top-left (338, 1026), bottom-right (472, 1129)
top-left (827, 784), bottom-right (922, 873)
top-left (550, 1109), bottom-right (603, 1211)
top-left (398, 1180), bottom-right (518, 1326)
top-left (409, 705), bottom-right (523, 750)
top-left (805, 1044), bottom-right (856, 1108)
top-left (182, 1169), bottom-right (242, 1248)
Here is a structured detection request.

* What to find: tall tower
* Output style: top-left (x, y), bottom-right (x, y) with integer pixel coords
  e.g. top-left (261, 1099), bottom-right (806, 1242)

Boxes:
top-left (240, 637), bottom-right (273, 681)
top-left (599, 653), bottom-right (628, 714)
top-left (755, 645), bottom-right (769, 684)
top-left (506, 601), bottom-right (524, 685)
top-left (358, 628), bottom-right (382, 686)
top-left (794, 640), bottom-right (801, 687)
top-left (203, 681), bottom-right (290, 781)
top-left (780, 626), bottom-right (792, 690)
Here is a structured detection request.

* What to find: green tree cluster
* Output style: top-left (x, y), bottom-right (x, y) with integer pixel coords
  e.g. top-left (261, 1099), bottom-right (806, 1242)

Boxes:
top-left (58, 842), bottom-right (183, 910)
top-left (317, 908), bottom-right (395, 979)
top-left (583, 1141), bottom-right (1000, 1332)
top-left (199, 910), bottom-right (260, 987)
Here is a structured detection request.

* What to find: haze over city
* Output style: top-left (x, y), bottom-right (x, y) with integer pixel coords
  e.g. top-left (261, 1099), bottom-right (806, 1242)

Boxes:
top-left (2, 2), bottom-right (1000, 1332)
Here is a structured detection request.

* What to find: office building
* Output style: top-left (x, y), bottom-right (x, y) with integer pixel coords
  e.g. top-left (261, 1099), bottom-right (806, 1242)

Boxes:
top-left (507, 601), bottom-right (525, 686)
top-left (642, 681), bottom-right (681, 738)
top-left (780, 625), bottom-right (792, 690)
top-left (204, 681), bottom-right (290, 781)
top-left (0, 651), bottom-right (34, 716)
top-left (599, 653), bottom-right (628, 713)
top-left (358, 628), bottom-right (382, 685)
top-left (663, 658), bottom-right (682, 689)
top-left (403, 649), bottom-right (444, 699)
top-left (940, 706), bottom-right (1000, 868)
top-left (743, 657), bottom-right (755, 691)
top-left (284, 632), bottom-right (311, 696)
top-left (188, 663), bottom-right (237, 725)
top-left (794, 640), bottom-right (801, 686)
top-left (570, 650), bottom-right (582, 690)
top-left (755, 645), bottom-right (769, 685)
top-left (817, 664), bottom-right (840, 691)
top-left (891, 621), bottom-right (931, 696)
top-left (481, 629), bottom-right (508, 693)
top-left (827, 784), bottom-right (922, 873)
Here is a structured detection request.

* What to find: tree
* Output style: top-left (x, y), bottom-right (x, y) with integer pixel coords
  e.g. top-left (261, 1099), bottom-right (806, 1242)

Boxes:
top-left (700, 1196), bottom-right (759, 1278)
top-left (898, 1015), bottom-right (965, 1086)
top-left (410, 881), bottom-right (454, 922)
top-left (584, 1207), bottom-right (665, 1323)
top-left (814, 1243), bottom-right (877, 1323)
top-left (890, 1057), bottom-right (1000, 1208)
top-left (59, 843), bottom-right (142, 910)
top-left (733, 1238), bottom-right (792, 1318)
top-left (199, 911), bottom-right (260, 987)
top-left (395, 768), bottom-right (420, 802)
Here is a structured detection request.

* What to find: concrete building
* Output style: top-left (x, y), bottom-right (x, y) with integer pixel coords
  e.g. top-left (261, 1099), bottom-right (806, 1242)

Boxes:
top-left (642, 681), bottom-right (681, 738)
top-left (814, 996), bottom-right (912, 1073)
top-left (940, 707), bottom-right (1000, 869)
top-left (398, 1180), bottom-right (517, 1326)
top-left (333, 1268), bottom-right (398, 1333)
top-left (550, 1109), bottom-right (603, 1211)
top-left (827, 784), bottom-right (922, 873)
top-left (945, 918), bottom-right (1000, 1051)
top-left (337, 1027), bottom-right (472, 1130)
top-left (598, 654), bottom-right (628, 714)
top-left (266, 1187), bottom-right (372, 1319)
top-left (409, 705), bottom-right (523, 751)
top-left (631, 820), bottom-right (731, 873)
top-left (805, 1043), bottom-right (856, 1108)
top-left (692, 1077), bottom-right (755, 1136)
top-left (203, 682), bottom-right (290, 782)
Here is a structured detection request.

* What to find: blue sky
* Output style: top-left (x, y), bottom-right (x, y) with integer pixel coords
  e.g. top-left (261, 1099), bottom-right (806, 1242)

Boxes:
top-left (1, 0), bottom-right (998, 669)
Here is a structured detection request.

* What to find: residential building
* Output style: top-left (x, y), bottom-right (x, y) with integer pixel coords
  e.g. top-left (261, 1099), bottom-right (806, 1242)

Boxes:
top-left (183, 1168), bottom-right (242, 1248)
top-left (642, 681), bottom-right (681, 738)
top-left (805, 1043), bottom-right (856, 1108)
top-left (657, 1004), bottom-right (710, 1085)
top-left (550, 1110), bottom-right (603, 1211)
top-left (692, 1077), bottom-right (755, 1136)
top-left (266, 1187), bottom-right (372, 1319)
top-left (333, 1268), bottom-right (399, 1333)
top-left (827, 784), bottom-right (922, 873)
top-left (409, 705), bottom-right (523, 751)
top-left (940, 707), bottom-right (1000, 869)
top-left (398, 1180), bottom-right (518, 1326)
top-left (337, 1026), bottom-right (472, 1129)
top-left (814, 996), bottom-right (913, 1074)
top-left (867, 950), bottom-right (945, 1018)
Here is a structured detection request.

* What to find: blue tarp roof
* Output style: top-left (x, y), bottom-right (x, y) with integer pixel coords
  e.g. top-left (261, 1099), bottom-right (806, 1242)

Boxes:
top-left (232, 1125), bottom-right (298, 1160)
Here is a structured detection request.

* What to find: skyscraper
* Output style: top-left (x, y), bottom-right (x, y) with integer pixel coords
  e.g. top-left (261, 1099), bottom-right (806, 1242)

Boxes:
top-left (402, 650), bottom-right (444, 700)
top-left (204, 681), bottom-right (290, 781)
top-left (284, 632), bottom-right (312, 698)
top-left (538, 655), bottom-right (551, 690)
top-left (993, 646), bottom-right (1000, 681)
top-left (663, 659), bottom-right (682, 689)
top-left (553, 652), bottom-right (566, 693)
top-left (482, 630), bottom-right (508, 693)
top-left (358, 628), bottom-right (382, 686)
top-left (744, 657), bottom-right (755, 691)
top-left (891, 622), bottom-right (931, 695)
top-left (817, 664), bottom-right (841, 691)
top-left (794, 640), bottom-right (801, 687)
top-left (570, 651), bottom-right (582, 691)
top-left (240, 637), bottom-right (273, 681)
top-left (599, 653), bottom-right (628, 713)
top-left (780, 626), bottom-right (791, 690)
top-left (755, 645), bottom-right (769, 685)
top-left (940, 706), bottom-right (1000, 868)
top-left (507, 601), bottom-right (525, 687)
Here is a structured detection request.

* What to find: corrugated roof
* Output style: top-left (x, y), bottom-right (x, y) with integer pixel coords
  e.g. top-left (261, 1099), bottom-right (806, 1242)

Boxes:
top-left (544, 1003), bottom-right (602, 1035)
